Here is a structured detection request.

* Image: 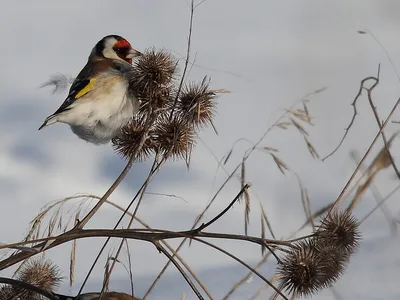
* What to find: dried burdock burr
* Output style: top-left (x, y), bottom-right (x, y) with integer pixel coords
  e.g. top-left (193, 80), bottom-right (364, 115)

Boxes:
top-left (153, 117), bottom-right (196, 160)
top-left (130, 48), bottom-right (177, 89)
top-left (13, 258), bottom-right (62, 299)
top-left (277, 239), bottom-right (330, 297)
top-left (0, 285), bottom-right (13, 299)
top-left (276, 210), bottom-right (361, 298)
top-left (317, 209), bottom-right (361, 257)
top-left (129, 49), bottom-right (178, 113)
top-left (112, 122), bottom-right (156, 161)
top-left (176, 76), bottom-right (217, 128)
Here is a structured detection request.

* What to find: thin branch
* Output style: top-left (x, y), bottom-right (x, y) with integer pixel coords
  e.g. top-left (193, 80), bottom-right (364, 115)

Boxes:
top-left (322, 76), bottom-right (378, 161)
top-left (326, 96), bottom-right (400, 215)
top-left (191, 237), bottom-right (288, 300)
top-left (154, 241), bottom-right (204, 300)
top-left (365, 65), bottom-right (400, 180)
top-left (196, 183), bottom-right (251, 231)
top-left (100, 157), bottom-right (161, 296)
top-left (75, 115), bottom-right (157, 230)
top-left (143, 91), bottom-right (314, 298)
top-left (77, 156), bottom-right (162, 296)
top-left (169, 0), bottom-right (195, 120)
top-left (0, 277), bottom-right (59, 300)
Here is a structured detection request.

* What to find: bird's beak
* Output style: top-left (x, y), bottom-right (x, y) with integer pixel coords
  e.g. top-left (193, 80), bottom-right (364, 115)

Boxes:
top-left (126, 48), bottom-right (142, 59)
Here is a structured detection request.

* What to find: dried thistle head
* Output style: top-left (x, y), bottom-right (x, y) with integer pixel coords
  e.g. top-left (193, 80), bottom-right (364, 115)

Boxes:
top-left (153, 117), bottom-right (195, 160)
top-left (137, 84), bottom-right (173, 117)
top-left (277, 239), bottom-right (330, 297)
top-left (312, 241), bottom-right (349, 285)
top-left (128, 49), bottom-right (177, 116)
top-left (317, 209), bottom-right (361, 256)
top-left (14, 258), bottom-right (62, 299)
top-left (176, 77), bottom-right (217, 128)
top-left (0, 285), bottom-right (13, 299)
top-left (112, 122), bottom-right (156, 161)
top-left (130, 48), bottom-right (177, 93)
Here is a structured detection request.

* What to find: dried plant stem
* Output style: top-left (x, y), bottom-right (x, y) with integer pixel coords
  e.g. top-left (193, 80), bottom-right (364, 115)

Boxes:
top-left (196, 183), bottom-right (251, 231)
top-left (327, 96), bottom-right (400, 216)
top-left (0, 230), bottom-right (294, 262)
top-left (75, 114), bottom-right (157, 230)
top-left (191, 238), bottom-right (288, 300)
top-left (143, 98), bottom-right (303, 298)
top-left (76, 151), bottom-right (161, 296)
top-left (350, 152), bottom-right (396, 233)
top-left (222, 254), bottom-right (269, 300)
top-left (0, 277), bottom-right (59, 300)
top-left (99, 156), bottom-right (161, 297)
top-left (107, 196), bottom-right (214, 299)
top-left (169, 0), bottom-right (195, 121)
top-left (73, 154), bottom-right (136, 230)
top-left (364, 67), bottom-right (400, 179)
top-left (0, 224), bottom-right (298, 273)
top-left (153, 241), bottom-right (204, 300)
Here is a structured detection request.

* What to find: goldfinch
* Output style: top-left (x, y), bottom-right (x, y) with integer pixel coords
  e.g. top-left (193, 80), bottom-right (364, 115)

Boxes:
top-left (54, 291), bottom-right (138, 300)
top-left (39, 35), bottom-right (142, 144)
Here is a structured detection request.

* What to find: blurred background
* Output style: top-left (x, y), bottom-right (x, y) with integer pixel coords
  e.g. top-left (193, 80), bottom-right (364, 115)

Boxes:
top-left (0, 1), bottom-right (400, 299)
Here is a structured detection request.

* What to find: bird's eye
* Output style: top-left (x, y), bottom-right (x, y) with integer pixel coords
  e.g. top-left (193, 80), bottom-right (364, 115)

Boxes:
top-left (114, 47), bottom-right (122, 52)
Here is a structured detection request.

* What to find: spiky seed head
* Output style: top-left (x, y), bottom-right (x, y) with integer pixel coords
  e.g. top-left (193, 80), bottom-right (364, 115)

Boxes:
top-left (277, 239), bottom-right (329, 297)
top-left (317, 209), bottom-right (361, 256)
top-left (130, 48), bottom-right (178, 93)
top-left (112, 122), bottom-right (156, 161)
top-left (0, 285), bottom-right (13, 299)
top-left (176, 77), bottom-right (217, 128)
top-left (14, 258), bottom-right (62, 299)
top-left (137, 84), bottom-right (173, 116)
top-left (153, 117), bottom-right (195, 160)
top-left (276, 238), bottom-right (350, 298)
top-left (312, 241), bottom-right (349, 286)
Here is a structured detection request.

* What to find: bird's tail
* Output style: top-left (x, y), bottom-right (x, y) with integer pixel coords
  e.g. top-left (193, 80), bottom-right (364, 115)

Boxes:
top-left (38, 114), bottom-right (58, 130)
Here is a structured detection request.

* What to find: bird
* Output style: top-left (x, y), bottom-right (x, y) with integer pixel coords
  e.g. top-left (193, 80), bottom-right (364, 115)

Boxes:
top-left (39, 35), bottom-right (142, 144)
top-left (54, 291), bottom-right (139, 300)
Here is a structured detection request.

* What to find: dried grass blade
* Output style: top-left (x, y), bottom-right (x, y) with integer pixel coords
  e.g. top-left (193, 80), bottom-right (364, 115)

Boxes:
top-left (304, 136), bottom-right (320, 159)
top-left (291, 118), bottom-right (309, 136)
top-left (270, 154), bottom-right (289, 175)
top-left (241, 159), bottom-right (251, 235)
top-left (276, 122), bottom-right (292, 130)
top-left (69, 214), bottom-right (79, 287)
top-left (263, 146), bottom-right (279, 152)
top-left (223, 147), bottom-right (234, 165)
top-left (260, 213), bottom-right (266, 256)
top-left (259, 202), bottom-right (276, 239)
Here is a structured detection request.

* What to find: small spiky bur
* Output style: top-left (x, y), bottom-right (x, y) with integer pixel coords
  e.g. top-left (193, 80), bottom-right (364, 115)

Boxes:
top-left (176, 76), bottom-right (217, 128)
top-left (316, 209), bottom-right (361, 257)
top-left (13, 258), bottom-right (62, 299)
top-left (129, 48), bottom-right (178, 114)
top-left (0, 285), bottom-right (13, 299)
top-left (112, 122), bottom-right (156, 161)
top-left (276, 239), bottom-right (347, 297)
top-left (114, 48), bottom-right (221, 165)
top-left (277, 210), bottom-right (361, 297)
top-left (154, 117), bottom-right (195, 160)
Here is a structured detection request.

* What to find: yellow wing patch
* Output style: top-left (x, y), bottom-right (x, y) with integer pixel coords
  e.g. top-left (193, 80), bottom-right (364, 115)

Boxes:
top-left (75, 77), bottom-right (97, 99)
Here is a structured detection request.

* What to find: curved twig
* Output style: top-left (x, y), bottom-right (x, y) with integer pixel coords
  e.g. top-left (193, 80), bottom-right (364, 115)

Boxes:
top-left (0, 277), bottom-right (59, 300)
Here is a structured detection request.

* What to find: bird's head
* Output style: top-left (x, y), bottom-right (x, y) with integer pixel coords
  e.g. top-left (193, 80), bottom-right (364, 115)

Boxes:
top-left (92, 35), bottom-right (142, 64)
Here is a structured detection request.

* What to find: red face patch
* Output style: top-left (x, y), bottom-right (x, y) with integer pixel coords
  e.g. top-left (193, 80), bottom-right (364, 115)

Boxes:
top-left (115, 39), bottom-right (131, 49)
top-left (113, 39), bottom-right (133, 63)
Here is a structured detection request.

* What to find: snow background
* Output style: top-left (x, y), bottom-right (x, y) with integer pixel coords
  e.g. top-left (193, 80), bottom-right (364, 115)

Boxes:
top-left (1, 1), bottom-right (400, 299)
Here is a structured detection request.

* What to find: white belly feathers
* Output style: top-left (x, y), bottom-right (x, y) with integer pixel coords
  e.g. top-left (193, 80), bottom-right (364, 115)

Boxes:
top-left (57, 75), bottom-right (138, 144)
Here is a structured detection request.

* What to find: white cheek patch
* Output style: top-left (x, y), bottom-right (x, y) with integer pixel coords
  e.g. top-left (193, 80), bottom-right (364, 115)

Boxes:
top-left (102, 48), bottom-right (119, 60)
